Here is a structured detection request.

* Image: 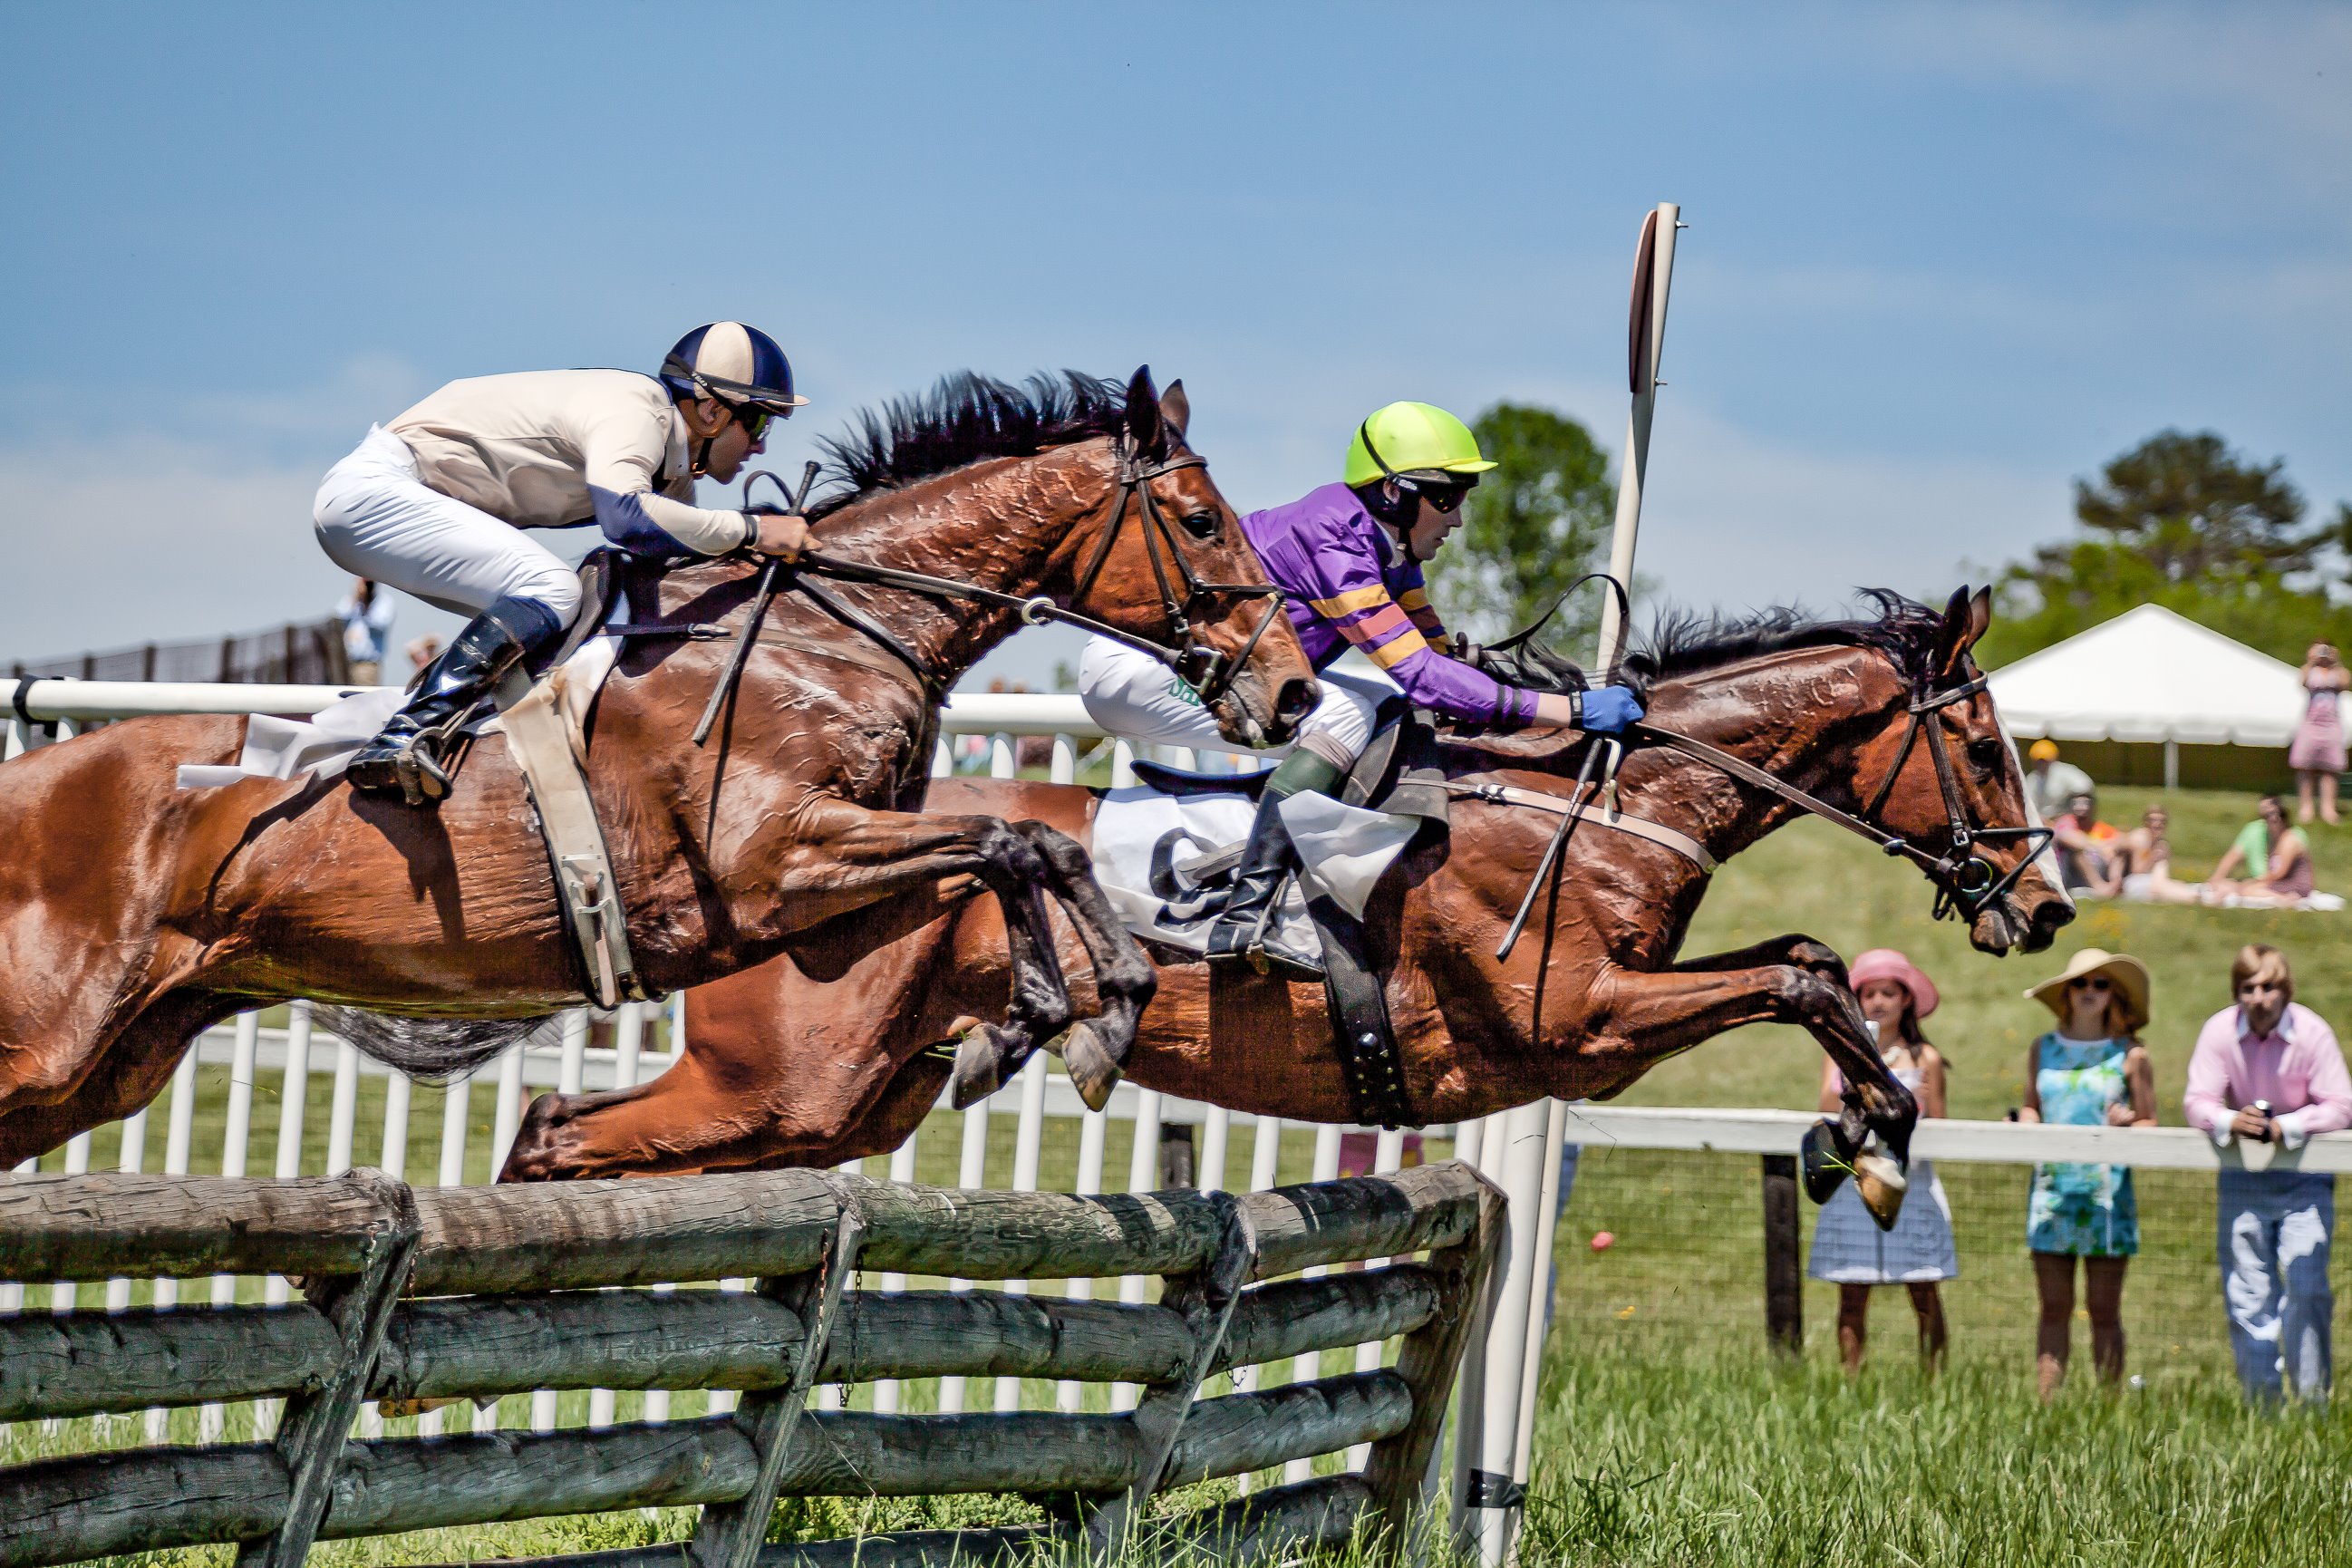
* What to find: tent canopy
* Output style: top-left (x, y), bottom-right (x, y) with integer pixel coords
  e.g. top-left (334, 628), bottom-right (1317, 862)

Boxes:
top-left (1986, 603), bottom-right (2334, 749)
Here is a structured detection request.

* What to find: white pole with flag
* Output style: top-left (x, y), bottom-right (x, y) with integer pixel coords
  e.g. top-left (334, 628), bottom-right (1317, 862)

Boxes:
top-left (1458, 202), bottom-right (1681, 1568)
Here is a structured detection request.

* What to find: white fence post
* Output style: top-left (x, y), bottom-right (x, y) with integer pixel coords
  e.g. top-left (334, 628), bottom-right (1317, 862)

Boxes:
top-left (873, 1126), bottom-right (921, 1417)
top-left (199, 1011), bottom-right (260, 1443)
top-left (994, 1050), bottom-right (1050, 1413)
top-left (1110, 1088), bottom-right (1165, 1413)
top-left (1282, 1123), bottom-right (1346, 1486)
top-left (937, 1086), bottom-right (992, 1417)
top-left (1056, 1103), bottom-right (1109, 1413)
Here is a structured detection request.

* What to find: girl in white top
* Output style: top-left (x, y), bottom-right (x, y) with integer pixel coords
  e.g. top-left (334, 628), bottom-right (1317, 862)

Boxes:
top-left (1810, 948), bottom-right (1958, 1374)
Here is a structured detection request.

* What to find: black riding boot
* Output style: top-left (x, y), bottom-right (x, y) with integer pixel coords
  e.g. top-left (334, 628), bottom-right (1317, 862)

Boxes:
top-left (345, 595), bottom-right (564, 804)
top-left (1204, 749), bottom-right (1344, 980)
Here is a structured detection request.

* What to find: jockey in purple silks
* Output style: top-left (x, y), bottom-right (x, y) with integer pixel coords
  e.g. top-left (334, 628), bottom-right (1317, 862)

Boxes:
top-left (1080, 400), bottom-right (1644, 978)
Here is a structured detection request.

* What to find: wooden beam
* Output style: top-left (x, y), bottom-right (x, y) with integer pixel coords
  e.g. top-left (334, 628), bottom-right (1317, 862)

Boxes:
top-left (822, 1290), bottom-right (1193, 1386)
top-left (1242, 1163), bottom-right (1485, 1281)
top-left (239, 1167), bottom-right (421, 1568)
top-left (1215, 1264), bottom-right (1445, 1374)
top-left (411, 1172), bottom-right (836, 1295)
top-left (1161, 1370), bottom-right (1412, 1487)
top-left (0, 1172), bottom-right (394, 1282)
top-left (0, 1304), bottom-right (342, 1420)
top-left (374, 1291), bottom-right (807, 1400)
top-left (0, 1447), bottom-right (289, 1568)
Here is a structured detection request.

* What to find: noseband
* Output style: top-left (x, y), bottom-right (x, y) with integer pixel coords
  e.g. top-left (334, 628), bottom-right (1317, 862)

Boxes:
top-left (1635, 664), bottom-right (2052, 925)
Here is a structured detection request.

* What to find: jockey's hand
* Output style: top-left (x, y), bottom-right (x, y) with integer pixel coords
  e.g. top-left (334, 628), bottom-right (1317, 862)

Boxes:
top-left (1572, 685), bottom-right (1645, 734)
top-left (749, 510), bottom-right (809, 561)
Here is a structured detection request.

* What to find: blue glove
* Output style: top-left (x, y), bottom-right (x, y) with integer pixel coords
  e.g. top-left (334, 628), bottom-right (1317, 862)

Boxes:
top-left (1575, 685), bottom-right (1645, 734)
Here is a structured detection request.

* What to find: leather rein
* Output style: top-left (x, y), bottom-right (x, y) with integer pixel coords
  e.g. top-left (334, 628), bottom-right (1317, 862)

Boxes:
top-left (618, 439), bottom-right (1283, 710)
top-left (1631, 667), bottom-right (2052, 924)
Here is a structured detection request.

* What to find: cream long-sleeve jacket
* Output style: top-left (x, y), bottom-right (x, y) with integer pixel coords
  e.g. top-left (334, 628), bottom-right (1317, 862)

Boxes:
top-left (387, 369), bottom-right (755, 557)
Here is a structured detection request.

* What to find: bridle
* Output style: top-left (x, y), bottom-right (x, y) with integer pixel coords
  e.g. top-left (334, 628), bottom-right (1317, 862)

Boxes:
top-left (772, 434), bottom-right (1287, 708)
top-left (1634, 661), bottom-right (2052, 925)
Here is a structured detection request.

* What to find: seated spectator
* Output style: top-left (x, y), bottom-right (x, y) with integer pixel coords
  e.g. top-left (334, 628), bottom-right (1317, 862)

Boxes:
top-left (2183, 944), bottom-right (2349, 1403)
top-left (2025, 740), bottom-right (2095, 824)
top-left (2117, 806), bottom-right (2204, 905)
top-left (2053, 790), bottom-right (2124, 897)
top-left (2209, 796), bottom-right (2317, 908)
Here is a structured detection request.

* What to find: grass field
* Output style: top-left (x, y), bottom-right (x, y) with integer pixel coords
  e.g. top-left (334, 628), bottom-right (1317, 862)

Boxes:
top-left (25, 784), bottom-right (2352, 1565)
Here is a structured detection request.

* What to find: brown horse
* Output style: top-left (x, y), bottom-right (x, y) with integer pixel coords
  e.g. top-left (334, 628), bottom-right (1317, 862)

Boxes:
top-left (0, 369), bottom-right (1318, 1166)
top-left (502, 589), bottom-right (2073, 1210)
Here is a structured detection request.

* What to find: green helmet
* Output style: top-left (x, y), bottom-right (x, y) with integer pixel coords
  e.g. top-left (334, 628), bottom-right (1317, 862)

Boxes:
top-left (1343, 402), bottom-right (1499, 488)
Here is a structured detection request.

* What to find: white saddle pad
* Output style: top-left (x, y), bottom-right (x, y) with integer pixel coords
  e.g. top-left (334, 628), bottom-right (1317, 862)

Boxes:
top-left (1089, 781), bottom-right (1418, 960)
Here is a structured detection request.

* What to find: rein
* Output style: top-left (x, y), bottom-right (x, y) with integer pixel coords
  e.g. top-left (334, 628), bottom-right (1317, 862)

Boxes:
top-left (1631, 668), bottom-right (2050, 924)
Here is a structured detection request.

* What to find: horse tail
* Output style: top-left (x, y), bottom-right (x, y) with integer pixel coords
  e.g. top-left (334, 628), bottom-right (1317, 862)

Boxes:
top-left (315, 1007), bottom-right (563, 1086)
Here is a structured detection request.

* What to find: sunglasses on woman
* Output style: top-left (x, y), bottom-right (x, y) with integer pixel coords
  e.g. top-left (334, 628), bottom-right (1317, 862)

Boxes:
top-left (2067, 976), bottom-right (2113, 992)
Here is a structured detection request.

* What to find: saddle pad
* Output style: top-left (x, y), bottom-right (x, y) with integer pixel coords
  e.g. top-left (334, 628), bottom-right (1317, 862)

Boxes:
top-left (1089, 784), bottom-right (1418, 959)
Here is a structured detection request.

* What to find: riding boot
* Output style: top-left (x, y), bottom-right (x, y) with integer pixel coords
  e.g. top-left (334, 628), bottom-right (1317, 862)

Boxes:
top-left (346, 595), bottom-right (566, 805)
top-left (1205, 748), bottom-right (1345, 981)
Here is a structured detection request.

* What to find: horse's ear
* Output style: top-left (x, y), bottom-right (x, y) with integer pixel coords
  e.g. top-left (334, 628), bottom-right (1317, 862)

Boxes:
top-left (1123, 364), bottom-right (1165, 456)
top-left (1933, 585), bottom-right (1989, 674)
top-left (1158, 379), bottom-right (1190, 442)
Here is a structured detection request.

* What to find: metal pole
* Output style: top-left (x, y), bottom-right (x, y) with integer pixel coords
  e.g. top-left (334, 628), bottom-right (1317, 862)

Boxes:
top-left (1476, 203), bottom-right (1681, 1568)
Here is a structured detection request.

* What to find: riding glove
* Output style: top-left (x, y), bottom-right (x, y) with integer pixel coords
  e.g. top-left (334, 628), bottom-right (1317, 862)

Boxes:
top-left (1573, 685), bottom-right (1645, 734)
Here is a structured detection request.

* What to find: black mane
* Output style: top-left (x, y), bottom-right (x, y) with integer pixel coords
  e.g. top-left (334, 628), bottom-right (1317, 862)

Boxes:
top-left (808, 371), bottom-right (1129, 519)
top-left (1632, 590), bottom-right (1946, 683)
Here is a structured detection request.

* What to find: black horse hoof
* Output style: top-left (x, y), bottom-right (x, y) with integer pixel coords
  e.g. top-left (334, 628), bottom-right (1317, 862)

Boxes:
top-left (1799, 1118), bottom-right (1854, 1205)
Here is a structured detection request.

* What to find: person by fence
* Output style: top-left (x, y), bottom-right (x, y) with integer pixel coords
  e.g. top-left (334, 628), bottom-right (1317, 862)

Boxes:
top-left (2184, 944), bottom-right (2350, 1403)
top-left (2015, 948), bottom-right (2157, 1399)
top-left (2291, 642), bottom-right (2347, 827)
top-left (335, 576), bottom-right (397, 685)
top-left (1808, 949), bottom-right (1955, 1374)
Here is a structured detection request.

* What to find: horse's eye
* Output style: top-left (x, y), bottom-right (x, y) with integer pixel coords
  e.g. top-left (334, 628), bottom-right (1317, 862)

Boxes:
top-left (1966, 737), bottom-right (2006, 773)
top-left (1180, 510), bottom-right (1220, 540)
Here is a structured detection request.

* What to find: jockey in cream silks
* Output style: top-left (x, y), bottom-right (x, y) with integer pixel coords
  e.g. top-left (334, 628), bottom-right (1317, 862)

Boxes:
top-left (1079, 400), bottom-right (1646, 977)
top-left (312, 323), bottom-right (812, 801)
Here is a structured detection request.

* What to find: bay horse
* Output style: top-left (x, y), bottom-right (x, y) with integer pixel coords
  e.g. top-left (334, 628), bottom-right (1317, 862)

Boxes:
top-left (0, 368), bottom-right (1317, 1166)
top-left (501, 588), bottom-right (2074, 1218)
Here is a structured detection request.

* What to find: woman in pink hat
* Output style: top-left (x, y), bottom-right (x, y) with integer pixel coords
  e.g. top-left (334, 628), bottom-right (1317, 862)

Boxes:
top-left (1809, 949), bottom-right (1958, 1374)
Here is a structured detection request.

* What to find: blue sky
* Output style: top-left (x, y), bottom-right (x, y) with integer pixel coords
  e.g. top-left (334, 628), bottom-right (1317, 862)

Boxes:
top-left (4, 4), bottom-right (2346, 684)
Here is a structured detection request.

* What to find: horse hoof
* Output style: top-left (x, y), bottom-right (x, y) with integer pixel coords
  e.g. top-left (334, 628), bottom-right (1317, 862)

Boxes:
top-left (1799, 1120), bottom-right (1852, 1204)
top-left (949, 1024), bottom-right (1025, 1109)
top-left (1855, 1152), bottom-right (1910, 1231)
top-left (1060, 1021), bottom-right (1123, 1112)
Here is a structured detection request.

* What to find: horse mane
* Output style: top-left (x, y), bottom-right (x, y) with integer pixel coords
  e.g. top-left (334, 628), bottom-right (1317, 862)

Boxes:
top-left (806, 371), bottom-right (1129, 520)
top-left (1631, 589), bottom-right (1947, 685)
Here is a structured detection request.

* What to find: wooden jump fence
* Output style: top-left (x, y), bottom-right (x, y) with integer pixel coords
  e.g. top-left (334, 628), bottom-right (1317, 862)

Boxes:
top-left (0, 1159), bottom-right (1501, 1568)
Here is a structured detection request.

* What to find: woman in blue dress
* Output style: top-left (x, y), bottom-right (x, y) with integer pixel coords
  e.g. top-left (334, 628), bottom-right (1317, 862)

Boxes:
top-left (2016, 948), bottom-right (2157, 1399)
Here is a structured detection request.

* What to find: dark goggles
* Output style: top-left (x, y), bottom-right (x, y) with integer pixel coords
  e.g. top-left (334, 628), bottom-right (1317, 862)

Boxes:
top-left (1398, 474), bottom-right (1476, 513)
top-left (731, 402), bottom-right (782, 442)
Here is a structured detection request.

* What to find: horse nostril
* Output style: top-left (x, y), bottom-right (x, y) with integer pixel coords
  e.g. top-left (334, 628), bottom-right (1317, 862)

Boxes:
top-left (1273, 678), bottom-right (1318, 728)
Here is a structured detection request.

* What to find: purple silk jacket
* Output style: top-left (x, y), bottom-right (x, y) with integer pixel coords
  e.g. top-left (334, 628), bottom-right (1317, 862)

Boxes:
top-left (1239, 483), bottom-right (1534, 726)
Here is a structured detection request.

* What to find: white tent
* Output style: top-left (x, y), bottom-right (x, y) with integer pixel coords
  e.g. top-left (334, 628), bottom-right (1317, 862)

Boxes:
top-left (1987, 604), bottom-right (2337, 764)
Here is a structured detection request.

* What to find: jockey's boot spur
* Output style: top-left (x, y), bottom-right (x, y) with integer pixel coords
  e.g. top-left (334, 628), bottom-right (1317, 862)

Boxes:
top-left (346, 595), bottom-right (564, 805)
top-left (1204, 748), bottom-right (1343, 982)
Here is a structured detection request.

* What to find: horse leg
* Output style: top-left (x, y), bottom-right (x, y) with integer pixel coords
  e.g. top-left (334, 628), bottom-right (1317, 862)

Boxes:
top-left (763, 803), bottom-right (1078, 1109)
top-left (1589, 956), bottom-right (1915, 1226)
top-left (0, 990), bottom-right (234, 1167)
top-left (1008, 820), bottom-right (1157, 1111)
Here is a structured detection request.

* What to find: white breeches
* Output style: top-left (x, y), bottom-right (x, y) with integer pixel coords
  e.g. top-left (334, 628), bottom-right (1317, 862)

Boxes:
top-left (313, 427), bottom-right (583, 624)
top-left (1077, 634), bottom-right (1395, 766)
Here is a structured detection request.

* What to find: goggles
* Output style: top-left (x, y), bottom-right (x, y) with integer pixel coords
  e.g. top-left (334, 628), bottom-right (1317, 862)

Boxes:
top-left (1398, 474), bottom-right (1476, 513)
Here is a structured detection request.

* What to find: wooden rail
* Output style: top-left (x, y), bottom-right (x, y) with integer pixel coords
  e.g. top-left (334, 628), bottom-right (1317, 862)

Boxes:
top-left (0, 1161), bottom-right (1503, 1568)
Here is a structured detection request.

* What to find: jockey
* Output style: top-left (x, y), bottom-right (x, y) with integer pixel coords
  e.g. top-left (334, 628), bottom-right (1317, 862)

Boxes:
top-left (1079, 400), bottom-right (1646, 977)
top-left (313, 323), bottom-right (813, 801)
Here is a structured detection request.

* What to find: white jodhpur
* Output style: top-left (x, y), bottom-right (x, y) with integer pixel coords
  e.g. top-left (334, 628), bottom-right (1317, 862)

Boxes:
top-left (314, 426), bottom-right (584, 624)
top-left (1076, 634), bottom-right (1395, 768)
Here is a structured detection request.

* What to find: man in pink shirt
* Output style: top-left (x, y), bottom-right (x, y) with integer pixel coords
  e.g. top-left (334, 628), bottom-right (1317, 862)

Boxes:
top-left (2183, 943), bottom-right (2352, 1401)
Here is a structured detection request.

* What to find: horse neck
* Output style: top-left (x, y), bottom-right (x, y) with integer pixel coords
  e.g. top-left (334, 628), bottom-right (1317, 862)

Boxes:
top-left (790, 441), bottom-right (1116, 685)
top-left (1641, 645), bottom-right (1909, 861)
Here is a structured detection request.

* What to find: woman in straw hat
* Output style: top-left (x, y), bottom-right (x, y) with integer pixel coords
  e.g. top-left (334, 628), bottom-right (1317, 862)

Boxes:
top-left (2016, 948), bottom-right (2157, 1399)
top-left (1809, 949), bottom-right (1958, 1374)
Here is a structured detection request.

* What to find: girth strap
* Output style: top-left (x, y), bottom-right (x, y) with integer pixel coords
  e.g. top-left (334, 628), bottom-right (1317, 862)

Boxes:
top-left (1450, 780), bottom-right (1718, 871)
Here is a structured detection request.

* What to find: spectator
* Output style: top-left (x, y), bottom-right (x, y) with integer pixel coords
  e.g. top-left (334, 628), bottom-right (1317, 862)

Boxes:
top-left (2025, 739), bottom-right (2095, 824)
top-left (2208, 795), bottom-right (2315, 908)
top-left (2016, 948), bottom-right (2157, 1400)
top-left (2183, 944), bottom-right (2350, 1403)
top-left (336, 576), bottom-right (397, 685)
top-left (1808, 949), bottom-right (1956, 1374)
top-left (2052, 789), bottom-right (2124, 897)
top-left (2291, 643), bottom-right (2347, 826)
top-left (2116, 806), bottom-right (2202, 905)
